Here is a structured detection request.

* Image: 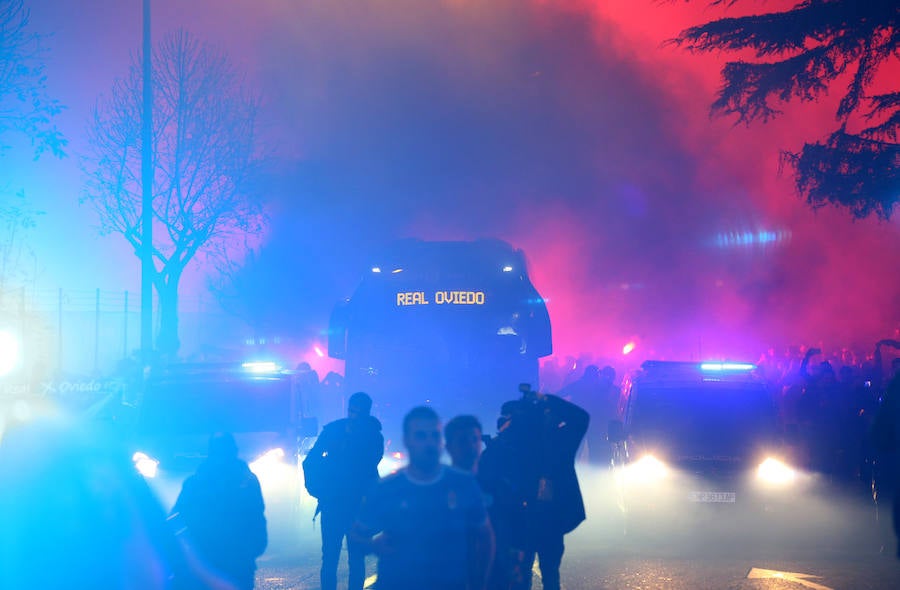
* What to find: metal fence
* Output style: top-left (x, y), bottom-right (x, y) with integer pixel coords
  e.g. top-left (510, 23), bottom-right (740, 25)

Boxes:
top-left (0, 287), bottom-right (242, 378)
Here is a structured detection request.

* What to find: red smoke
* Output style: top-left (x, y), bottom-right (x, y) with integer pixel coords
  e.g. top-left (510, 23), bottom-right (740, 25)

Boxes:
top-left (504, 1), bottom-right (900, 360)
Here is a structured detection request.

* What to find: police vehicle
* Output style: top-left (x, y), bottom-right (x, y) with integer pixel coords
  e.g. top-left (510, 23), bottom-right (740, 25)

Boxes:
top-left (608, 361), bottom-right (802, 528)
top-left (129, 361), bottom-right (316, 497)
top-left (328, 238), bottom-right (552, 435)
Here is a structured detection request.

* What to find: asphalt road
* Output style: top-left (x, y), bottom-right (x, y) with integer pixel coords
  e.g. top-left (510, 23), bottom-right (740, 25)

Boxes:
top-left (253, 468), bottom-right (900, 590)
top-left (255, 546), bottom-right (900, 590)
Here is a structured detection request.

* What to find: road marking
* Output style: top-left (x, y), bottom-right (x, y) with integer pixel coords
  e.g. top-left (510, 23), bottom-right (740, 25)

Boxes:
top-left (747, 567), bottom-right (833, 590)
top-left (364, 574), bottom-right (378, 588)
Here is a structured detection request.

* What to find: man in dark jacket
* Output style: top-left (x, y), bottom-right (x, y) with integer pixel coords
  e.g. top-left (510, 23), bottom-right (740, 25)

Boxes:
top-left (305, 392), bottom-right (384, 590)
top-left (480, 386), bottom-right (588, 590)
top-left (171, 432), bottom-right (267, 590)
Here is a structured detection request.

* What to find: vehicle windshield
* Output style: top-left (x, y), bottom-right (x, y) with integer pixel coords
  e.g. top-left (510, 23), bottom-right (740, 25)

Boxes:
top-left (630, 381), bottom-right (778, 457)
top-left (138, 376), bottom-right (292, 435)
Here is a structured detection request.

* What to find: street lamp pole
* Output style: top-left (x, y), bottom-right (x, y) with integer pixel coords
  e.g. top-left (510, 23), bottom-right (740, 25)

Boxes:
top-left (141, 0), bottom-right (153, 366)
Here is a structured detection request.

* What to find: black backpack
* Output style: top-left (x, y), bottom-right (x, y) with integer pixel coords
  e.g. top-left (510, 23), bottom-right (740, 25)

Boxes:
top-left (302, 443), bottom-right (334, 500)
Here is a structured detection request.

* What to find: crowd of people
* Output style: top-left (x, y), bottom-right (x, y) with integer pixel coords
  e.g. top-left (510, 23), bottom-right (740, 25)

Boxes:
top-left (0, 382), bottom-right (591, 590)
top-left (3, 338), bottom-right (900, 590)
top-left (305, 386), bottom-right (589, 590)
top-left (543, 340), bottom-right (900, 481)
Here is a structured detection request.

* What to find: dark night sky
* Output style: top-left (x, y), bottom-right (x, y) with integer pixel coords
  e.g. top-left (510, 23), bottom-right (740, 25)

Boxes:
top-left (7, 0), bottom-right (899, 363)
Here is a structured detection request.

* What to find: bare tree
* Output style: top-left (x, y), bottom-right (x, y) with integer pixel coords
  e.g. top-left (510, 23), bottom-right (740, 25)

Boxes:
top-left (0, 187), bottom-right (42, 296)
top-left (668, 0), bottom-right (899, 219)
top-left (1, 0), bottom-right (61, 297)
top-left (0, 0), bottom-right (65, 156)
top-left (82, 30), bottom-right (265, 356)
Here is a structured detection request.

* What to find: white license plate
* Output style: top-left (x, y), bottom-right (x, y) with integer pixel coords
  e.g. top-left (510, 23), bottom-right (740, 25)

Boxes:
top-left (688, 491), bottom-right (736, 503)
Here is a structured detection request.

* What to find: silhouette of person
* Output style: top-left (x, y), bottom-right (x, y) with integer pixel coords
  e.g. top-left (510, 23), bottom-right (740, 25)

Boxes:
top-left (874, 340), bottom-right (900, 391)
top-left (480, 385), bottom-right (588, 590)
top-left (558, 364), bottom-right (600, 400)
top-left (295, 361), bottom-right (322, 423)
top-left (559, 365), bottom-right (617, 464)
top-left (305, 391), bottom-right (384, 590)
top-left (797, 348), bottom-right (844, 476)
top-left (479, 403), bottom-right (525, 590)
top-left (445, 414), bottom-right (484, 473)
top-left (873, 341), bottom-right (900, 558)
top-left (352, 406), bottom-right (493, 590)
top-left (170, 432), bottom-right (267, 590)
top-left (0, 415), bottom-right (179, 589)
top-left (446, 415), bottom-right (497, 587)
top-left (319, 371), bottom-right (346, 424)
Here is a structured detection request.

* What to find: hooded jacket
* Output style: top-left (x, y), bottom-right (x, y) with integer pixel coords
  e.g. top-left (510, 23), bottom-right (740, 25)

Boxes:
top-left (171, 457), bottom-right (267, 589)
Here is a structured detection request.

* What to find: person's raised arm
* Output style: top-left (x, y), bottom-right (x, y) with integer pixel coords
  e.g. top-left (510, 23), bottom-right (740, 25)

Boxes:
top-left (544, 393), bottom-right (590, 444)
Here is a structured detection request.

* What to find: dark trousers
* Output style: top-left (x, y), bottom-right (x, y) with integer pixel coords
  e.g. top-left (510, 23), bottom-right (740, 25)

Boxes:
top-left (510, 534), bottom-right (564, 590)
top-left (893, 485), bottom-right (900, 559)
top-left (320, 505), bottom-right (365, 590)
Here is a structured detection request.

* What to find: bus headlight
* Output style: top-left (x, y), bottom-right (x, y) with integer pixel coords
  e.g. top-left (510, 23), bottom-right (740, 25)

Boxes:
top-left (757, 457), bottom-right (795, 485)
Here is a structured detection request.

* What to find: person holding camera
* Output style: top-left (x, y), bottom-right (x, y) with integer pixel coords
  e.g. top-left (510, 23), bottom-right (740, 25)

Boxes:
top-left (479, 384), bottom-right (589, 590)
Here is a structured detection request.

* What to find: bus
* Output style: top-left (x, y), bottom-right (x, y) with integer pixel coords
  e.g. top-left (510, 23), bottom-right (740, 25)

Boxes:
top-left (328, 239), bottom-right (552, 435)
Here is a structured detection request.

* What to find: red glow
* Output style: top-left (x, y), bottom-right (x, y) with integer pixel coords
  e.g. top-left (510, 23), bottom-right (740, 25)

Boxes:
top-left (21, 0), bottom-right (898, 371)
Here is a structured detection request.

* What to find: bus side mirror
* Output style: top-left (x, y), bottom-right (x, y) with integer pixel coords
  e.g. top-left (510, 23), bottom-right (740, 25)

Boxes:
top-left (607, 419), bottom-right (625, 443)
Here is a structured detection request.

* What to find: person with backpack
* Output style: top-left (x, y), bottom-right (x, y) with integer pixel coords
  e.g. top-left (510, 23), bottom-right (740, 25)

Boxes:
top-left (303, 392), bottom-right (384, 590)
